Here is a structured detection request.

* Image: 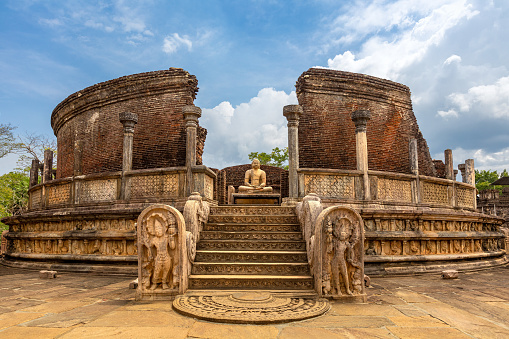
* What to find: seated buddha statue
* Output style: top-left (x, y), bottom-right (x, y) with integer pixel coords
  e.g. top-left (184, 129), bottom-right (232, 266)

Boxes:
top-left (238, 159), bottom-right (273, 193)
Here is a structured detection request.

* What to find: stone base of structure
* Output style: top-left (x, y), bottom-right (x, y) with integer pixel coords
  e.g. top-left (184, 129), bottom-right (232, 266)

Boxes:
top-left (232, 193), bottom-right (281, 205)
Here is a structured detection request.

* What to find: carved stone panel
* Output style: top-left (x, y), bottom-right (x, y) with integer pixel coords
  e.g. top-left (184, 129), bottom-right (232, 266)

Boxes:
top-left (30, 187), bottom-right (43, 209)
top-left (304, 175), bottom-right (354, 199)
top-left (456, 186), bottom-right (475, 209)
top-left (131, 174), bottom-right (178, 199)
top-left (421, 181), bottom-right (449, 205)
top-left (47, 183), bottom-right (71, 206)
top-left (377, 178), bottom-right (412, 202)
top-left (78, 179), bottom-right (117, 203)
top-left (137, 204), bottom-right (187, 300)
top-left (314, 206), bottom-right (366, 301)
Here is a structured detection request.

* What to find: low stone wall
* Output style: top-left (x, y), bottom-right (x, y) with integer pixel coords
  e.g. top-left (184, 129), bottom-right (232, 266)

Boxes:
top-left (299, 168), bottom-right (476, 210)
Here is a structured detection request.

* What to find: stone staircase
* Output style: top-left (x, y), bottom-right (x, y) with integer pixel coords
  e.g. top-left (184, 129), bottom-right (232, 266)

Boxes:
top-left (188, 206), bottom-right (314, 292)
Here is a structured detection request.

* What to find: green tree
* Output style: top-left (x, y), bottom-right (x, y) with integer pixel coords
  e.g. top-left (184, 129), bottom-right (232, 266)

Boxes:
top-left (248, 147), bottom-right (289, 170)
top-left (0, 170), bottom-right (29, 232)
top-left (475, 169), bottom-right (508, 193)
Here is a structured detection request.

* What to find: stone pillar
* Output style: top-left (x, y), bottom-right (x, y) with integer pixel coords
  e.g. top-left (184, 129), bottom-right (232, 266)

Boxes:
top-left (119, 112), bottom-right (138, 172)
top-left (351, 110), bottom-right (371, 200)
top-left (74, 140), bottom-right (84, 176)
top-left (119, 112), bottom-right (138, 200)
top-left (409, 139), bottom-right (420, 203)
top-left (183, 105), bottom-right (202, 197)
top-left (458, 164), bottom-right (466, 183)
top-left (465, 159), bottom-right (475, 186)
top-left (453, 169), bottom-right (458, 181)
top-left (283, 104), bottom-right (302, 199)
top-left (43, 150), bottom-right (53, 183)
top-left (465, 158), bottom-right (476, 209)
top-left (29, 159), bottom-right (39, 187)
top-left (444, 149), bottom-right (454, 180)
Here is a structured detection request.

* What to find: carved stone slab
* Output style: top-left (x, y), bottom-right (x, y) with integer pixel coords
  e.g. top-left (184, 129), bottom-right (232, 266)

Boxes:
top-left (173, 292), bottom-right (329, 324)
top-left (136, 204), bottom-right (188, 300)
top-left (314, 206), bottom-right (366, 301)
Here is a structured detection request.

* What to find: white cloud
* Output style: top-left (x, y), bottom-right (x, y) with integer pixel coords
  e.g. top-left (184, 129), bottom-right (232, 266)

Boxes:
top-left (444, 54), bottom-right (461, 65)
top-left (162, 33), bottom-right (193, 54)
top-left (437, 109), bottom-right (459, 119)
top-left (38, 18), bottom-right (63, 27)
top-left (447, 76), bottom-right (509, 118)
top-left (327, 0), bottom-right (478, 80)
top-left (200, 88), bottom-right (298, 169)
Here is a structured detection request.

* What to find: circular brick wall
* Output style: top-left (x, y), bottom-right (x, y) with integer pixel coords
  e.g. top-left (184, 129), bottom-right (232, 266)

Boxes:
top-left (296, 68), bottom-right (436, 176)
top-left (51, 68), bottom-right (206, 179)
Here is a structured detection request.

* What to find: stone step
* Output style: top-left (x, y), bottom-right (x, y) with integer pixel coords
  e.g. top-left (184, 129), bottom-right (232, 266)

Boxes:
top-left (204, 223), bottom-right (301, 232)
top-left (197, 240), bottom-right (306, 251)
top-left (195, 250), bottom-right (308, 263)
top-left (200, 231), bottom-right (303, 241)
top-left (210, 206), bottom-right (296, 216)
top-left (207, 214), bottom-right (299, 224)
top-left (191, 262), bottom-right (310, 276)
top-left (188, 275), bottom-right (314, 290)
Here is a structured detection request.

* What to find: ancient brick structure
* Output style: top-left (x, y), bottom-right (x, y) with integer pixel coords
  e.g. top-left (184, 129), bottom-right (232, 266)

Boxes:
top-left (296, 68), bottom-right (436, 176)
top-left (52, 68), bottom-right (206, 178)
top-left (1, 67), bottom-right (506, 280)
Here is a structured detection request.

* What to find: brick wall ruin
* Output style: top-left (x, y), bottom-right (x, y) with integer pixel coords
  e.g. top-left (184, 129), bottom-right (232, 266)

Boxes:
top-left (296, 68), bottom-right (436, 177)
top-left (52, 68), bottom-right (206, 178)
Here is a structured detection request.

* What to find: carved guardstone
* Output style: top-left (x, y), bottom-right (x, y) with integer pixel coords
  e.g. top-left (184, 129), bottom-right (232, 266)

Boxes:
top-left (136, 204), bottom-right (188, 300)
top-left (314, 206), bottom-right (367, 302)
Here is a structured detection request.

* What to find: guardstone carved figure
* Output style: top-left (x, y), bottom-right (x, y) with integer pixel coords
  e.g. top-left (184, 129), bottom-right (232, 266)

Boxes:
top-left (137, 204), bottom-right (188, 300)
top-left (314, 206), bottom-right (366, 301)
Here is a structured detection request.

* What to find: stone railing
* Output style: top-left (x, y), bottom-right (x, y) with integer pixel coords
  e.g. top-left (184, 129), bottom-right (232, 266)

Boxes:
top-left (28, 165), bottom-right (216, 211)
top-left (298, 168), bottom-right (477, 210)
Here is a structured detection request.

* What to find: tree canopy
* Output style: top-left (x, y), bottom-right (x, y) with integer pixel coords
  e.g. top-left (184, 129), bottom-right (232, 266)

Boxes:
top-left (475, 169), bottom-right (509, 193)
top-left (0, 170), bottom-right (29, 232)
top-left (248, 147), bottom-right (289, 170)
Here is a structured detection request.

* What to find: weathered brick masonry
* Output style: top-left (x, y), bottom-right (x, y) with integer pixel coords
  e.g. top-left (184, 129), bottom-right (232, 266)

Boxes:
top-left (52, 68), bottom-right (206, 178)
top-left (296, 68), bottom-right (436, 177)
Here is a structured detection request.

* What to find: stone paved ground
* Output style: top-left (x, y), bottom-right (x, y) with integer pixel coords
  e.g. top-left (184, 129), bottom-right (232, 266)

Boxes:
top-left (0, 264), bottom-right (508, 338)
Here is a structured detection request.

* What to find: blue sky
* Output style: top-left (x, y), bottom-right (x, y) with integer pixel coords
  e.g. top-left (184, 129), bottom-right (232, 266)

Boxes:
top-left (1, 0), bottom-right (508, 175)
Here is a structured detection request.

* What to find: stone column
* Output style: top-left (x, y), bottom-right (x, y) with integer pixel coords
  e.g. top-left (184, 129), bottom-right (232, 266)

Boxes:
top-left (465, 159), bottom-right (475, 186)
top-left (183, 105), bottom-right (202, 197)
top-left (283, 104), bottom-right (303, 199)
top-left (74, 140), bottom-right (84, 176)
top-left (458, 164), bottom-right (466, 183)
top-left (29, 159), bottom-right (39, 187)
top-left (43, 150), bottom-right (53, 183)
top-left (409, 139), bottom-right (420, 203)
top-left (444, 149), bottom-right (454, 180)
top-left (119, 112), bottom-right (138, 200)
top-left (465, 158), bottom-right (476, 209)
top-left (351, 110), bottom-right (371, 200)
top-left (119, 112), bottom-right (138, 172)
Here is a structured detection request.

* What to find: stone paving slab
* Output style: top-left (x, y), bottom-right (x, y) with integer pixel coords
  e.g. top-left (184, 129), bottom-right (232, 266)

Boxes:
top-left (0, 264), bottom-right (508, 338)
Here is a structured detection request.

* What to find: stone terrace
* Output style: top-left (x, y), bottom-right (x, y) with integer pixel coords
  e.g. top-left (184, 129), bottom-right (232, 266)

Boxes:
top-left (1, 264), bottom-right (508, 338)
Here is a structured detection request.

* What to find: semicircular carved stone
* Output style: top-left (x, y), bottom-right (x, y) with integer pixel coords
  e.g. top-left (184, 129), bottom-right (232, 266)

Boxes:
top-left (313, 206), bottom-right (366, 301)
top-left (136, 204), bottom-right (188, 300)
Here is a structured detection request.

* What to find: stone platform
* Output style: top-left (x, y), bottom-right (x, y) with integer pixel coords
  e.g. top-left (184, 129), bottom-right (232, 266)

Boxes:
top-left (232, 193), bottom-right (281, 205)
top-left (1, 264), bottom-right (509, 337)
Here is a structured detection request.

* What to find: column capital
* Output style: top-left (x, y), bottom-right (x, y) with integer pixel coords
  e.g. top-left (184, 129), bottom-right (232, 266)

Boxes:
top-left (119, 112), bottom-right (138, 133)
top-left (183, 105), bottom-right (202, 125)
top-left (283, 105), bottom-right (303, 122)
top-left (351, 109), bottom-right (371, 133)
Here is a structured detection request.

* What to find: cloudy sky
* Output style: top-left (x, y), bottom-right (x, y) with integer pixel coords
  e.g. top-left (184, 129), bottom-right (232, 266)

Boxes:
top-left (1, 0), bottom-right (508, 174)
